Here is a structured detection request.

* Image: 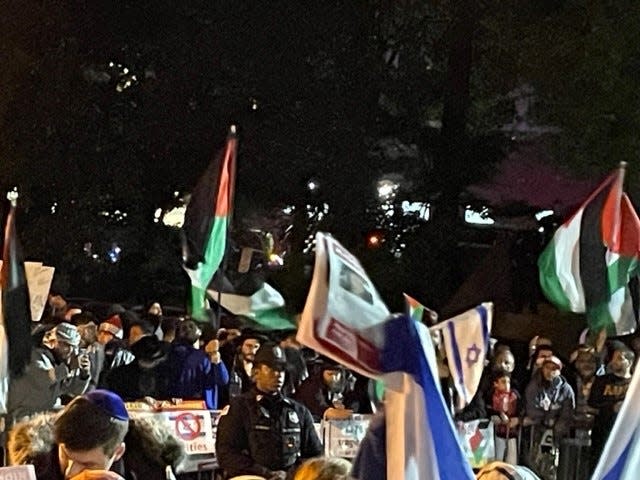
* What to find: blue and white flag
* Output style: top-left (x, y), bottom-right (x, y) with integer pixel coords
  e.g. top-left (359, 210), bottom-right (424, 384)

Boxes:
top-left (591, 361), bottom-right (640, 480)
top-left (381, 314), bottom-right (475, 480)
top-left (298, 232), bottom-right (475, 479)
top-left (433, 303), bottom-right (493, 410)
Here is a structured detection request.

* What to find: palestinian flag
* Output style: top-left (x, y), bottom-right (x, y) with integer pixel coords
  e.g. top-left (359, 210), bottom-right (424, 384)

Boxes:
top-left (1, 193), bottom-right (32, 380)
top-left (182, 126), bottom-right (237, 319)
top-left (538, 163), bottom-right (640, 336)
top-left (208, 282), bottom-right (296, 331)
top-left (403, 293), bottom-right (438, 326)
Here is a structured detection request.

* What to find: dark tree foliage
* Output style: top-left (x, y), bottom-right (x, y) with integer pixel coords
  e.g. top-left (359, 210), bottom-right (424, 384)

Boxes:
top-left (2, 1), bottom-right (638, 310)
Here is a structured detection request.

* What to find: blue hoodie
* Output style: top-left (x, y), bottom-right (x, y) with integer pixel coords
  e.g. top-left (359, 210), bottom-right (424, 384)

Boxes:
top-left (168, 341), bottom-right (230, 409)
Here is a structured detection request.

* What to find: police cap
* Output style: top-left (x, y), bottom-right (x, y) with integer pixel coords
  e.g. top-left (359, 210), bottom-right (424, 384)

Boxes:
top-left (254, 342), bottom-right (288, 370)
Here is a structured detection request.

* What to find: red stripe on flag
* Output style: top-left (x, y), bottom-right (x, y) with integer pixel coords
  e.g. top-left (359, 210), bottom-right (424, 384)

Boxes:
top-left (618, 193), bottom-right (640, 258)
top-left (601, 166), bottom-right (624, 251)
top-left (404, 293), bottom-right (420, 309)
top-left (214, 135), bottom-right (237, 217)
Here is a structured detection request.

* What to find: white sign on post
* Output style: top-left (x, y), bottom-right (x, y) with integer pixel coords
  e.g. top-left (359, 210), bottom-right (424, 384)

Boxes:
top-left (0, 261), bottom-right (55, 321)
top-left (323, 414), bottom-right (372, 459)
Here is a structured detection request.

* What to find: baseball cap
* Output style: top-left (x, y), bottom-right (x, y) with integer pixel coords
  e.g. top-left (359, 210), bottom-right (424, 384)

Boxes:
top-left (542, 355), bottom-right (563, 370)
top-left (99, 314), bottom-right (124, 339)
top-left (253, 342), bottom-right (288, 370)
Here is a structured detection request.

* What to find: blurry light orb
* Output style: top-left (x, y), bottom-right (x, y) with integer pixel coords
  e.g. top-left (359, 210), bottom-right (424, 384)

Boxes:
top-left (307, 179), bottom-right (319, 192)
top-left (367, 232), bottom-right (383, 248)
top-left (162, 206), bottom-right (186, 228)
top-left (268, 253), bottom-right (284, 267)
top-left (107, 244), bottom-right (122, 263)
top-left (377, 179), bottom-right (398, 200)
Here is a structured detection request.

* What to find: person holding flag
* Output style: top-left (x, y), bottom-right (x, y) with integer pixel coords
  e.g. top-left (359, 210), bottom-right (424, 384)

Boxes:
top-left (591, 338), bottom-right (640, 479)
top-left (588, 341), bottom-right (635, 474)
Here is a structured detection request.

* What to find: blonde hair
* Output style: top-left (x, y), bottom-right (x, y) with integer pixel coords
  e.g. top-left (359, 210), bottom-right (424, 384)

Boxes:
top-left (294, 456), bottom-right (352, 480)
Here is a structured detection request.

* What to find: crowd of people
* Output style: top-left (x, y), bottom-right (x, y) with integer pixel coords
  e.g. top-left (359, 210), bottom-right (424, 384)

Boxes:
top-left (445, 332), bottom-right (635, 480)
top-left (1, 293), bottom-right (637, 480)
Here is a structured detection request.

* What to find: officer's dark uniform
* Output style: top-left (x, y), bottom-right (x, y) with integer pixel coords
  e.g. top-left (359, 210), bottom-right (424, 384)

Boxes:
top-left (216, 343), bottom-right (323, 479)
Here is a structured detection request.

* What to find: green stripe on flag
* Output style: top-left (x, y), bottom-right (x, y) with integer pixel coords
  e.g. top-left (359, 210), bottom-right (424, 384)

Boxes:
top-left (190, 216), bottom-right (229, 317)
top-left (587, 256), bottom-right (640, 335)
top-left (249, 307), bottom-right (297, 331)
top-left (538, 240), bottom-right (574, 312)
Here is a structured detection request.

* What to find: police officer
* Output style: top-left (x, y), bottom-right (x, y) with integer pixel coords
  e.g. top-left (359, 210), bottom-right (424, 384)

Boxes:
top-left (216, 342), bottom-right (323, 480)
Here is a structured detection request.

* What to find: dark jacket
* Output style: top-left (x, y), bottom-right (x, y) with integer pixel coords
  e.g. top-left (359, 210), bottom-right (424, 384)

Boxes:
top-left (588, 373), bottom-right (631, 457)
top-left (454, 389), bottom-right (487, 422)
top-left (351, 410), bottom-right (386, 480)
top-left (293, 370), bottom-right (364, 422)
top-left (216, 388), bottom-right (323, 478)
top-left (98, 339), bottom-right (135, 388)
top-left (105, 336), bottom-right (172, 401)
top-left (524, 371), bottom-right (575, 440)
top-left (219, 357), bottom-right (254, 407)
top-left (105, 358), bottom-right (172, 401)
top-left (7, 411), bottom-right (185, 480)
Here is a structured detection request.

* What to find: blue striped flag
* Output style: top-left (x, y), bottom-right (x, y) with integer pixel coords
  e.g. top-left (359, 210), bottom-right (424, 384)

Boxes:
top-left (433, 303), bottom-right (493, 409)
top-left (381, 314), bottom-right (475, 479)
top-left (591, 361), bottom-right (640, 479)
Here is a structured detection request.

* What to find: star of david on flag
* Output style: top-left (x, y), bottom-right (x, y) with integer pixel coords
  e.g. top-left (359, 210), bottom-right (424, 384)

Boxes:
top-left (432, 303), bottom-right (493, 410)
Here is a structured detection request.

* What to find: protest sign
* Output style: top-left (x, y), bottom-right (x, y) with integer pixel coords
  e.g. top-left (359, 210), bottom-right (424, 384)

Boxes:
top-left (0, 261), bottom-right (54, 321)
top-left (298, 232), bottom-right (389, 376)
top-left (323, 414), bottom-right (372, 459)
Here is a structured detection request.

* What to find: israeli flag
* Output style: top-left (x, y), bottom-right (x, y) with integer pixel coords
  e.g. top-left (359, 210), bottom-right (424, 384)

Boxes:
top-left (381, 314), bottom-right (475, 480)
top-left (436, 303), bottom-right (493, 409)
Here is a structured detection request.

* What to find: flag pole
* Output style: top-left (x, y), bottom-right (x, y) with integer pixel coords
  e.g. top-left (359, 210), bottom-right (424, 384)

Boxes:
top-left (619, 161), bottom-right (627, 184)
